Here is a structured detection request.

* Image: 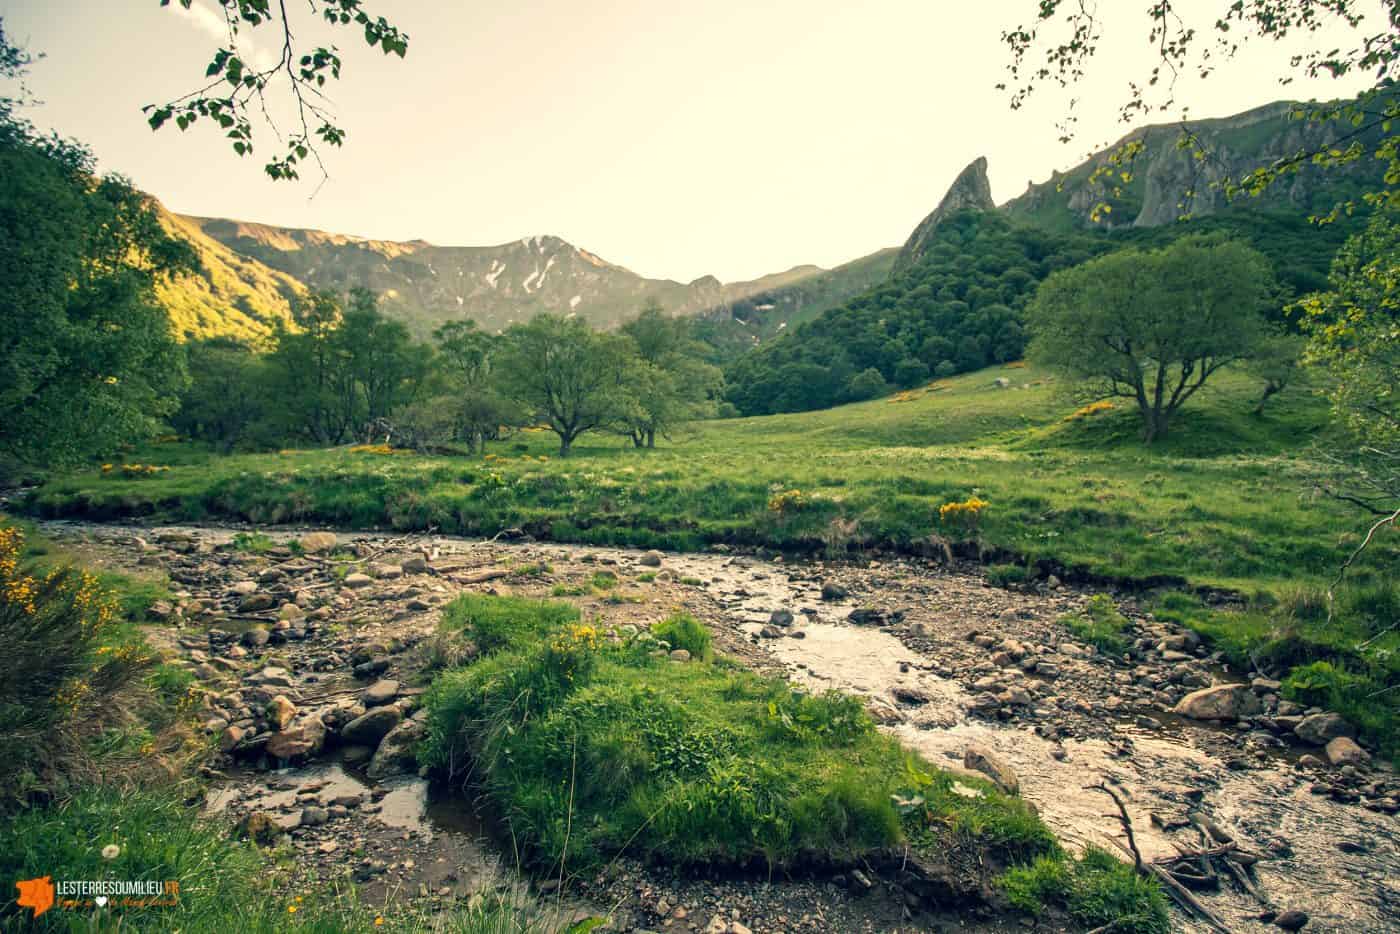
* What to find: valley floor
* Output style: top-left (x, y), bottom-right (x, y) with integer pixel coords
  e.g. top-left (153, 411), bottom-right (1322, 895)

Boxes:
top-left (22, 519), bottom-right (1399, 933)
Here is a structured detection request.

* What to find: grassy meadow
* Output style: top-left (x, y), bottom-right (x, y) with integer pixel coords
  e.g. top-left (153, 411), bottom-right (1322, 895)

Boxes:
top-left (25, 361), bottom-right (1392, 594)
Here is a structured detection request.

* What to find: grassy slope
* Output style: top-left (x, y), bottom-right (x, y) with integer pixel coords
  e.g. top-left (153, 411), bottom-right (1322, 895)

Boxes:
top-left (27, 362), bottom-right (1394, 594)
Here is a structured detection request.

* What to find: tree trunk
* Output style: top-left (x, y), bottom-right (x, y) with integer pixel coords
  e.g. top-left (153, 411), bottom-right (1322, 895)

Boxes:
top-left (646, 429), bottom-right (655, 448)
top-left (559, 434), bottom-right (573, 457)
top-left (1142, 409), bottom-right (1168, 444)
top-left (1253, 381), bottom-right (1281, 417)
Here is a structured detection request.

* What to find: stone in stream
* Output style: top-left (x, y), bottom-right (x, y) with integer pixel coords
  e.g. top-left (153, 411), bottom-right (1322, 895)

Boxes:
top-left (768, 609), bottom-right (794, 627)
top-left (266, 716), bottom-right (327, 760)
top-left (239, 593), bottom-right (276, 612)
top-left (267, 695), bottom-right (297, 731)
top-left (362, 679), bottom-right (400, 707)
top-left (1294, 711), bottom-right (1354, 746)
top-left (963, 743), bottom-right (1019, 795)
top-left (1325, 736), bottom-right (1370, 767)
top-left (341, 706), bottom-right (402, 746)
top-left (366, 717), bottom-right (426, 779)
top-left (891, 685), bottom-right (930, 705)
top-left (1172, 683), bottom-right (1262, 721)
top-left (299, 532), bottom-right (338, 554)
top-left (218, 725), bottom-right (246, 752)
top-left (758, 625), bottom-right (785, 639)
top-left (820, 582), bottom-right (848, 601)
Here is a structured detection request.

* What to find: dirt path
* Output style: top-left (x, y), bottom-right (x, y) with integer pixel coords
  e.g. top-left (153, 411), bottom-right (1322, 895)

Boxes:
top-left (35, 520), bottom-right (1400, 933)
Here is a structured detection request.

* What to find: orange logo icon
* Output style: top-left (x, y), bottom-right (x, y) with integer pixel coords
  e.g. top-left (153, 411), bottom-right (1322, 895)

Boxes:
top-left (16, 876), bottom-right (55, 918)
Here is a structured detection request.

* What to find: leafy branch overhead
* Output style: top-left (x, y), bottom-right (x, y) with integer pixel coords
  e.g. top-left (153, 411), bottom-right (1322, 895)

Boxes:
top-left (146, 0), bottom-right (408, 181)
top-left (1001, 1), bottom-right (1400, 220)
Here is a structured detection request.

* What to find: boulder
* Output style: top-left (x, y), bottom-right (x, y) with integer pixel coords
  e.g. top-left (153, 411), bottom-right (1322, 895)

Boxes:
top-left (639, 551), bottom-right (664, 567)
top-left (401, 555), bottom-right (429, 574)
top-left (239, 593), bottom-right (276, 613)
top-left (1173, 684), bottom-right (1262, 721)
top-left (820, 582), bottom-right (848, 601)
top-left (366, 717), bottom-right (426, 780)
top-left (1295, 712), bottom-right (1355, 746)
top-left (964, 743), bottom-right (1019, 795)
top-left (362, 679), bottom-right (400, 707)
top-left (267, 695), bottom-right (297, 731)
top-left (266, 715), bottom-right (326, 760)
top-left (343, 572), bottom-right (373, 589)
top-left (768, 609), bottom-right (794, 627)
top-left (300, 532), bottom-right (338, 554)
top-left (1325, 736), bottom-right (1370, 767)
top-left (341, 706), bottom-right (402, 746)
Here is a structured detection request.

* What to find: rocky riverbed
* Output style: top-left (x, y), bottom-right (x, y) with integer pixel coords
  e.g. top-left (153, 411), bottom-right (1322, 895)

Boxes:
top-left (33, 520), bottom-right (1400, 933)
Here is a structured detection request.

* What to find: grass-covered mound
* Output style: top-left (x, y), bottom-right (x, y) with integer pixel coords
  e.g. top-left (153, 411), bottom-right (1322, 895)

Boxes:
top-left (421, 595), bottom-right (1054, 872)
top-left (420, 595), bottom-right (1165, 928)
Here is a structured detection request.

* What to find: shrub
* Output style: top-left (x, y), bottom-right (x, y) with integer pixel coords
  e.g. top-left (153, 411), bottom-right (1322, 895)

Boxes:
top-left (986, 564), bottom-right (1029, 588)
top-left (652, 612), bottom-right (712, 661)
top-left (0, 526), bottom-right (155, 803)
top-left (938, 496), bottom-right (988, 530)
top-left (1060, 594), bottom-right (1130, 656)
top-left (1000, 848), bottom-right (1170, 932)
top-left (767, 488), bottom-right (810, 515)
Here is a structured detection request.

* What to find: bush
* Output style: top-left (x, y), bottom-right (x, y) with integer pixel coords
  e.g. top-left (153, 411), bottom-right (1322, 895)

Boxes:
top-left (0, 526), bottom-right (155, 804)
top-left (986, 564), bottom-right (1029, 588)
top-left (1000, 848), bottom-right (1170, 932)
top-left (1060, 595), bottom-right (1130, 656)
top-left (652, 612), bottom-right (712, 661)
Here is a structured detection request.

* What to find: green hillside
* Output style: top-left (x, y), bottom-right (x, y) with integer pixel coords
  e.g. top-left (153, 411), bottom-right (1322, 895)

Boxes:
top-left (152, 206), bottom-right (302, 342)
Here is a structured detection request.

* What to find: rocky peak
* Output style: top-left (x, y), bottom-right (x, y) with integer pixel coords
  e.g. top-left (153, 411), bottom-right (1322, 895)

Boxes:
top-left (893, 156), bottom-right (995, 273)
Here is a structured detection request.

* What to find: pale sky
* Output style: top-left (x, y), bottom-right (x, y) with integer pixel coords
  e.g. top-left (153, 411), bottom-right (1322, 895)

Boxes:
top-left (1, 1), bottom-right (1379, 282)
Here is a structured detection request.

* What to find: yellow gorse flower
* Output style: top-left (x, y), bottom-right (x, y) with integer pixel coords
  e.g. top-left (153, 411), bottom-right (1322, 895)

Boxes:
top-left (938, 497), bottom-right (989, 527)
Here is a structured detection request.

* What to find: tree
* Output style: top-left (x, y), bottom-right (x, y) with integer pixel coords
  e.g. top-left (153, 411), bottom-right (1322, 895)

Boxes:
top-left (1297, 212), bottom-right (1400, 526)
top-left (337, 288), bottom-right (428, 432)
top-left (433, 319), bottom-right (515, 454)
top-left (1027, 237), bottom-right (1273, 442)
top-left (847, 367), bottom-right (891, 401)
top-left (498, 314), bottom-right (632, 456)
top-left (172, 338), bottom-right (272, 450)
top-left (0, 99), bottom-right (194, 468)
top-left (265, 290), bottom-right (345, 443)
top-left (617, 303), bottom-right (722, 448)
top-left (1245, 330), bottom-right (1306, 416)
top-left (146, 2), bottom-right (408, 181)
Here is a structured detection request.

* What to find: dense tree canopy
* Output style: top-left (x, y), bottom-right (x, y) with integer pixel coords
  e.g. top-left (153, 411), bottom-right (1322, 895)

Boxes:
top-left (0, 106), bottom-right (193, 469)
top-left (724, 211), bottom-right (1108, 415)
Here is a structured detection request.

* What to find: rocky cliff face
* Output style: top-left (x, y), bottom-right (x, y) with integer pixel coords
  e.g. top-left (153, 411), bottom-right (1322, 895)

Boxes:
top-left (1005, 101), bottom-right (1383, 230)
top-left (893, 157), bottom-right (996, 272)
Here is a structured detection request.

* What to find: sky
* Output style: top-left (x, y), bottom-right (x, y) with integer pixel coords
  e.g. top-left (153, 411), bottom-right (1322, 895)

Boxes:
top-left (0, 1), bottom-right (1380, 282)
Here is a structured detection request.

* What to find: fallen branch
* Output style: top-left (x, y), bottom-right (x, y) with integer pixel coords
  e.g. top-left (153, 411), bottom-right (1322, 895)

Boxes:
top-left (1087, 783), bottom-right (1141, 869)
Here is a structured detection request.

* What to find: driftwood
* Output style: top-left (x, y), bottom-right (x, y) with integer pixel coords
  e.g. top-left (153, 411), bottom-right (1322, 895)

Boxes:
top-left (1088, 783), bottom-right (1275, 932)
top-left (449, 567), bottom-right (512, 585)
